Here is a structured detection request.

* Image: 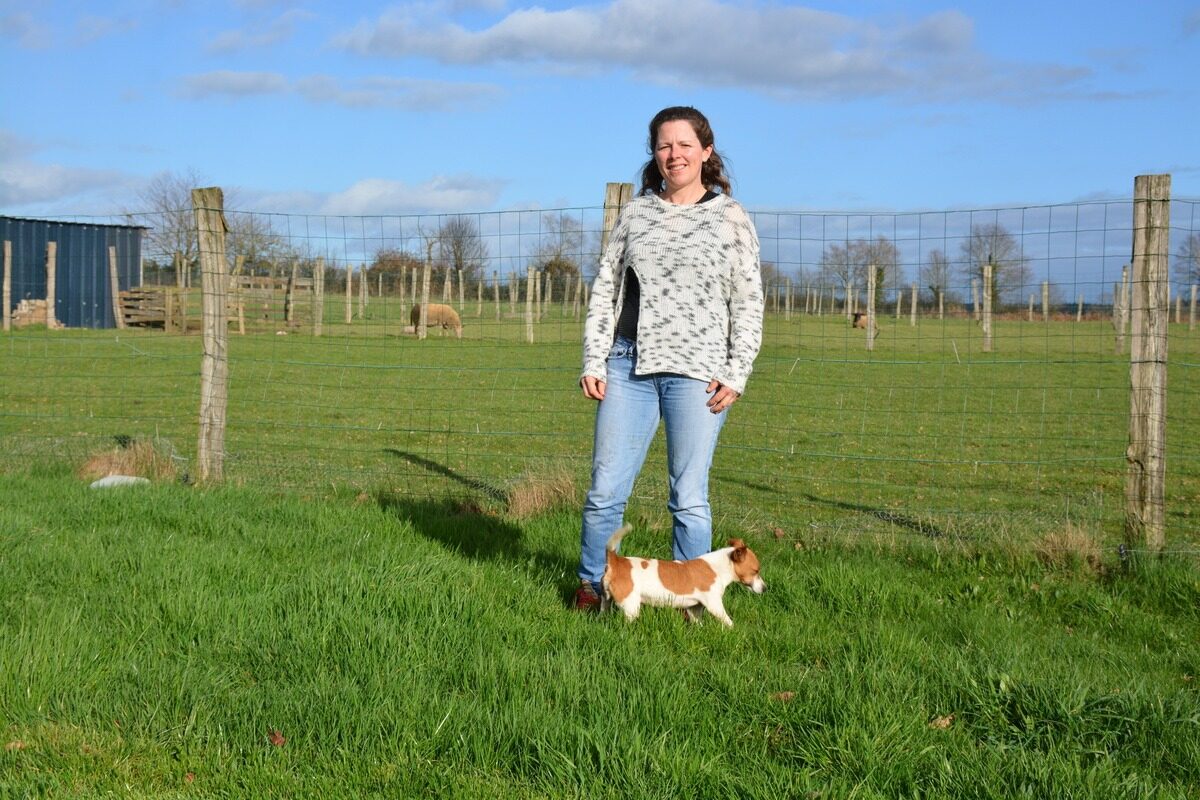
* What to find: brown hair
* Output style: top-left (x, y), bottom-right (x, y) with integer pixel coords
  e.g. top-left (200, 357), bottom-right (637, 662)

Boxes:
top-left (638, 106), bottom-right (732, 197)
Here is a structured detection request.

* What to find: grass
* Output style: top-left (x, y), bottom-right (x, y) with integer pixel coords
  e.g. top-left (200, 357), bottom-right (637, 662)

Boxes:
top-left (1, 469), bottom-right (1198, 798)
top-left (2, 304), bottom-right (1198, 550)
top-left (1, 304), bottom-right (1199, 794)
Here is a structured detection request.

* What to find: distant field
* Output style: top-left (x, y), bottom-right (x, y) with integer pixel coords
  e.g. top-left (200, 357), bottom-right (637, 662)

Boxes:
top-left (2, 300), bottom-right (1197, 552)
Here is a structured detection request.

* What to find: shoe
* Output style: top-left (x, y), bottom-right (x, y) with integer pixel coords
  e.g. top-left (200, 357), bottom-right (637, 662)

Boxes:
top-left (573, 581), bottom-right (602, 612)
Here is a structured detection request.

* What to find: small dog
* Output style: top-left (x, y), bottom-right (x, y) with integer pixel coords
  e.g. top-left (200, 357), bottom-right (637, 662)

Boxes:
top-left (601, 524), bottom-right (766, 627)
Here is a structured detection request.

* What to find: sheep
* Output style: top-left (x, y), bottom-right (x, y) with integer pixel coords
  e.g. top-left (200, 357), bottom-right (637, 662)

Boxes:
top-left (410, 303), bottom-right (463, 338)
top-left (851, 311), bottom-right (880, 339)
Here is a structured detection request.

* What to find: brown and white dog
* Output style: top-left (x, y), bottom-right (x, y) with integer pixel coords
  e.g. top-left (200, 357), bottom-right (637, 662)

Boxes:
top-left (600, 524), bottom-right (766, 627)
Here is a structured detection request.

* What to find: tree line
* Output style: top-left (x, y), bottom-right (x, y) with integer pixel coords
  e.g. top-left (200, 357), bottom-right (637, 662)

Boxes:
top-left (128, 171), bottom-right (1200, 304)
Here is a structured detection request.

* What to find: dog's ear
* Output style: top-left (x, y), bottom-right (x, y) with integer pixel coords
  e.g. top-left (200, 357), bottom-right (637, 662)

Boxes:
top-left (728, 539), bottom-right (746, 562)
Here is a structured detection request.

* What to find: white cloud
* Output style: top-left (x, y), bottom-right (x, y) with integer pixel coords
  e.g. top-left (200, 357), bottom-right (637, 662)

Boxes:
top-left (1185, 9), bottom-right (1200, 37)
top-left (0, 160), bottom-right (136, 209)
top-left (332, 0), bottom-right (1093, 104)
top-left (206, 8), bottom-right (315, 53)
top-left (295, 75), bottom-right (501, 110)
top-left (176, 71), bottom-right (500, 110)
top-left (75, 15), bottom-right (138, 44)
top-left (0, 12), bottom-right (51, 49)
top-left (247, 175), bottom-right (507, 215)
top-left (177, 71), bottom-right (290, 99)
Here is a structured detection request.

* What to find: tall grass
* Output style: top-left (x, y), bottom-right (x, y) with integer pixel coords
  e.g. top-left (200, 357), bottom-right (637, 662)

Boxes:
top-left (1, 470), bottom-right (1198, 797)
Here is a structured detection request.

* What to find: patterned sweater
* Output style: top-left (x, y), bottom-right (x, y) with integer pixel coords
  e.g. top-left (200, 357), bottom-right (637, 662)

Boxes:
top-left (581, 193), bottom-right (764, 395)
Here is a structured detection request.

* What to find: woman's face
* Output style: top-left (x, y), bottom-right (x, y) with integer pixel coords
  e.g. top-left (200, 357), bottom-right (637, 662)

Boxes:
top-left (653, 119), bottom-right (712, 196)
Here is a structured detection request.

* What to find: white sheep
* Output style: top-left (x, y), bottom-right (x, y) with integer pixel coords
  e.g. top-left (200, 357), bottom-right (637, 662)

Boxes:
top-left (410, 303), bottom-right (463, 338)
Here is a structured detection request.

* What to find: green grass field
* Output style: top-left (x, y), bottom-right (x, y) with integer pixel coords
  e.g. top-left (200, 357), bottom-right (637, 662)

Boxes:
top-left (2, 304), bottom-right (1199, 796)
top-left (1, 470), bottom-right (1198, 797)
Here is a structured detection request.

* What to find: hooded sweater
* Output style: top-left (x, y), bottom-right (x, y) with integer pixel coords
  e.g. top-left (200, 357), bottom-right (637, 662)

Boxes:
top-left (581, 192), bottom-right (764, 395)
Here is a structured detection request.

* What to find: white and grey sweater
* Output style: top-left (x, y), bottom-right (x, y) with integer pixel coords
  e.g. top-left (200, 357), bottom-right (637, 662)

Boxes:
top-left (581, 193), bottom-right (764, 395)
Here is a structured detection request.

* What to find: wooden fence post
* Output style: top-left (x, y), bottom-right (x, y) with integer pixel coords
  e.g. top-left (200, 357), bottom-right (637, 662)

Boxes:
top-left (193, 186), bottom-right (229, 483)
top-left (1124, 174), bottom-right (1170, 551)
top-left (601, 182), bottom-right (633, 253)
top-left (493, 270), bottom-right (501, 321)
top-left (910, 283), bottom-right (918, 327)
top-left (419, 242), bottom-right (432, 339)
top-left (981, 263), bottom-right (993, 352)
top-left (45, 241), bottom-right (58, 328)
top-left (1190, 284), bottom-right (1197, 332)
top-left (108, 246), bottom-right (126, 329)
top-left (972, 279), bottom-right (981, 321)
top-left (345, 263), bottom-right (353, 324)
top-left (1041, 281), bottom-right (1050, 322)
top-left (937, 288), bottom-right (944, 320)
top-left (313, 257), bottom-right (325, 336)
top-left (525, 267), bottom-right (535, 343)
top-left (2, 240), bottom-right (10, 332)
top-left (865, 269), bottom-right (876, 351)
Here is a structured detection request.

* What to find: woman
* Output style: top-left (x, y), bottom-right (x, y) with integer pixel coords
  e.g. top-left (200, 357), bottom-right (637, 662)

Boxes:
top-left (575, 106), bottom-right (764, 611)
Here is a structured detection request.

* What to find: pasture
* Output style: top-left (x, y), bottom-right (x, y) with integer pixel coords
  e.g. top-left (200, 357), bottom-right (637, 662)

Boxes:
top-left (2, 306), bottom-right (1199, 796)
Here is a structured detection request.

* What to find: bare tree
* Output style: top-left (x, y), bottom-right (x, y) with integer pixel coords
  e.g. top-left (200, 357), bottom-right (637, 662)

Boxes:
top-left (128, 168), bottom-right (209, 276)
top-left (818, 236), bottom-right (901, 302)
top-left (532, 211), bottom-right (585, 280)
top-left (437, 215), bottom-right (488, 286)
top-left (920, 248), bottom-right (955, 302)
top-left (959, 223), bottom-right (1031, 306)
top-left (850, 236), bottom-right (902, 300)
top-left (1174, 232), bottom-right (1200, 285)
top-left (128, 170), bottom-right (288, 280)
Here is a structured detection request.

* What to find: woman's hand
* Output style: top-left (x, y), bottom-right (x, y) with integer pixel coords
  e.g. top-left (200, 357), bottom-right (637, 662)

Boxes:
top-left (581, 376), bottom-right (606, 401)
top-left (705, 380), bottom-right (739, 413)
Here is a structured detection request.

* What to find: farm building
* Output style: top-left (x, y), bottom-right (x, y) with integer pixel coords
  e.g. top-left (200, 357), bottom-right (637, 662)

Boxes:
top-left (1, 215), bottom-right (145, 329)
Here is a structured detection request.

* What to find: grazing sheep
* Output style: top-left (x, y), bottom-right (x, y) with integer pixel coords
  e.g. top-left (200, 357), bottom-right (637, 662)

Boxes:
top-left (410, 303), bottom-right (463, 338)
top-left (851, 312), bottom-right (880, 339)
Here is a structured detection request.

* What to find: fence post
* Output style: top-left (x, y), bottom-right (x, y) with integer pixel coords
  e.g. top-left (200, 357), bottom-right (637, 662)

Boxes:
top-left (910, 283), bottom-right (918, 327)
top-left (1124, 174), bottom-right (1170, 551)
top-left (419, 242), bottom-right (432, 339)
top-left (601, 182), bottom-right (633, 253)
top-left (525, 267), bottom-right (535, 343)
top-left (972, 278), bottom-right (980, 321)
top-left (865, 269), bottom-right (876, 351)
top-left (2, 240), bottom-right (10, 332)
top-left (108, 246), bottom-right (126, 329)
top-left (1190, 284), bottom-right (1197, 332)
top-left (312, 257), bottom-right (325, 336)
top-left (1042, 281), bottom-right (1050, 322)
top-left (46, 241), bottom-right (58, 328)
top-left (981, 263), bottom-right (993, 352)
top-left (193, 187), bottom-right (229, 483)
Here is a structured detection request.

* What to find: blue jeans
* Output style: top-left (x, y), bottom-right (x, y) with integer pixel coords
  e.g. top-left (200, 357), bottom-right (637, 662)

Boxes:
top-left (579, 336), bottom-right (728, 589)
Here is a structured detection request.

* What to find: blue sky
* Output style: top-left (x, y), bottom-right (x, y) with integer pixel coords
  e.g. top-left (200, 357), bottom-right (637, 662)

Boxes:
top-left (1, 0), bottom-right (1198, 218)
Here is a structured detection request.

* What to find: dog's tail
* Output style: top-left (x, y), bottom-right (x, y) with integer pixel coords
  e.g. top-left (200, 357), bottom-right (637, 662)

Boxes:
top-left (606, 523), bottom-right (632, 553)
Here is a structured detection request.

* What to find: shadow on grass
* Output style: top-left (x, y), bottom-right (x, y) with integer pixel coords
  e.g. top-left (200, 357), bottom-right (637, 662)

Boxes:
top-left (716, 472), bottom-right (949, 539)
top-left (383, 448), bottom-right (507, 502)
top-left (377, 451), bottom-right (579, 601)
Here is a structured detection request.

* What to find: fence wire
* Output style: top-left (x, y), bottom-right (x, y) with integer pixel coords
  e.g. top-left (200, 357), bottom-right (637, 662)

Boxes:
top-left (1, 195), bottom-right (1198, 554)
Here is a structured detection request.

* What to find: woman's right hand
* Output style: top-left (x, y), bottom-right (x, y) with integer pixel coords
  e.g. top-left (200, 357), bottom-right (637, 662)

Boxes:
top-left (581, 376), bottom-right (606, 401)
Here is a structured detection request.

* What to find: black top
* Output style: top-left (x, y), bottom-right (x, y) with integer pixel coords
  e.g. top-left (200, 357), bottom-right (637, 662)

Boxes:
top-left (615, 190), bottom-right (719, 341)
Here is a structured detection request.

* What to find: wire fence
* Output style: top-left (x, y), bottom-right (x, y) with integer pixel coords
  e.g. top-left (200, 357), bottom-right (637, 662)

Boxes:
top-left (2, 181), bottom-right (1198, 556)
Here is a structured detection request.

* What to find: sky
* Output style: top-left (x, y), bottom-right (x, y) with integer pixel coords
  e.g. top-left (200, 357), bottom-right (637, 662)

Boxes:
top-left (1, 0), bottom-right (1199, 220)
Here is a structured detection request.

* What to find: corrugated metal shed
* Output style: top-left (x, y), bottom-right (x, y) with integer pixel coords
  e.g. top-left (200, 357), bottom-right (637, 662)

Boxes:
top-left (1, 216), bottom-right (146, 329)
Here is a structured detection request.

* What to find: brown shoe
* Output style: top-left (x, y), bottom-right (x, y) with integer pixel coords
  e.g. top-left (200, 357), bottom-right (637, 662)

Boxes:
top-left (573, 582), bottom-right (602, 612)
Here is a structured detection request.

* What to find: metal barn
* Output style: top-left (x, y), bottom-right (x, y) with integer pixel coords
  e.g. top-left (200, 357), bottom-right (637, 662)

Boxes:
top-left (1, 216), bottom-right (145, 329)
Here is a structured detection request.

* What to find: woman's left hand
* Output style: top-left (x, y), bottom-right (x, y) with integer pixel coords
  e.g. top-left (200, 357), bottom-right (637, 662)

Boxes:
top-left (705, 380), bottom-right (740, 413)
